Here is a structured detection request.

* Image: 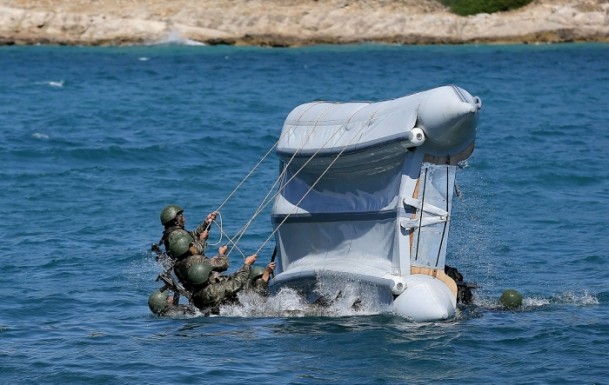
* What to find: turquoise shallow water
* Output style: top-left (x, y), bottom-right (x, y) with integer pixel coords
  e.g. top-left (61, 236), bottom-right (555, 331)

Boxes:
top-left (1, 43), bottom-right (608, 384)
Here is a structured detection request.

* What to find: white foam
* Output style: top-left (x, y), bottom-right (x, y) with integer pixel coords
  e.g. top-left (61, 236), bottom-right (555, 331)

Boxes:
top-left (472, 289), bottom-right (599, 311)
top-left (551, 290), bottom-right (599, 306)
top-left (216, 279), bottom-right (390, 318)
top-left (48, 80), bottom-right (64, 87)
top-left (34, 80), bottom-right (64, 87)
top-left (150, 30), bottom-right (207, 46)
top-left (522, 296), bottom-right (551, 307)
top-left (32, 132), bottom-right (49, 140)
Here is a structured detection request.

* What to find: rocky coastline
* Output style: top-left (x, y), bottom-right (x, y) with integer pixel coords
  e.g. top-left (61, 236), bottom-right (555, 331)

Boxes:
top-left (1, 0), bottom-right (609, 46)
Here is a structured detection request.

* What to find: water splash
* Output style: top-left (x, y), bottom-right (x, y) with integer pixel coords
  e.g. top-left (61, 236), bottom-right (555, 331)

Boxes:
top-left (215, 277), bottom-right (391, 318)
top-left (32, 133), bottom-right (50, 140)
top-left (548, 290), bottom-right (599, 306)
top-left (48, 80), bottom-right (65, 87)
top-left (473, 289), bottom-right (599, 311)
top-left (33, 80), bottom-right (65, 87)
top-left (150, 29), bottom-right (206, 46)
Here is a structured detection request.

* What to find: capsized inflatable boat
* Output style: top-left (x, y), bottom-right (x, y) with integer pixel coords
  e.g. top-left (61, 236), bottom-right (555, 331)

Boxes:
top-left (269, 85), bottom-right (481, 321)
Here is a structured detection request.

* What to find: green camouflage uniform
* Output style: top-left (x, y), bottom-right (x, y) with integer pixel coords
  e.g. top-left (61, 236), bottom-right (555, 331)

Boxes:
top-left (162, 219), bottom-right (211, 257)
top-left (247, 277), bottom-right (270, 295)
top-left (192, 264), bottom-right (251, 310)
top-left (173, 252), bottom-right (229, 291)
top-left (213, 274), bottom-right (270, 294)
top-left (160, 304), bottom-right (198, 317)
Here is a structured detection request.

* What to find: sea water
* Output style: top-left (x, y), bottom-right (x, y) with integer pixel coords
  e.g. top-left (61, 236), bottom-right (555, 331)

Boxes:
top-left (1, 43), bottom-right (608, 384)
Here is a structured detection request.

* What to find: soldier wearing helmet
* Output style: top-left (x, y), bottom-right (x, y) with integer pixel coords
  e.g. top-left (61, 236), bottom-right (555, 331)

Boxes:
top-left (147, 289), bottom-right (196, 316)
top-left (168, 232), bottom-right (229, 291)
top-left (187, 253), bottom-right (276, 313)
top-left (158, 204), bottom-right (218, 258)
top-left (245, 264), bottom-right (276, 295)
top-left (191, 254), bottom-right (274, 312)
top-left (169, 232), bottom-right (276, 309)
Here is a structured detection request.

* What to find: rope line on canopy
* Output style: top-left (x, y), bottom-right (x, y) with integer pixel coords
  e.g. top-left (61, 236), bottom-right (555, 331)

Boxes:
top-left (209, 100), bottom-right (378, 261)
top-left (212, 102), bottom-right (325, 259)
top-left (255, 105), bottom-right (380, 256)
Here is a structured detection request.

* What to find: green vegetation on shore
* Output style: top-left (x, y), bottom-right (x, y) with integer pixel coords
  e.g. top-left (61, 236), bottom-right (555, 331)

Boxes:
top-left (439, 0), bottom-right (534, 16)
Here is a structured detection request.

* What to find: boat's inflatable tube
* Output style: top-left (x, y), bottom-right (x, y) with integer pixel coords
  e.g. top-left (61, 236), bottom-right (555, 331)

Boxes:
top-left (270, 85), bottom-right (480, 321)
top-left (417, 85), bottom-right (481, 156)
top-left (392, 275), bottom-right (457, 322)
top-left (276, 85), bottom-right (481, 168)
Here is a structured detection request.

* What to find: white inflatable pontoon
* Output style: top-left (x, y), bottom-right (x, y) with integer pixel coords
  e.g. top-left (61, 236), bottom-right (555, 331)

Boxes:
top-left (269, 85), bottom-right (481, 321)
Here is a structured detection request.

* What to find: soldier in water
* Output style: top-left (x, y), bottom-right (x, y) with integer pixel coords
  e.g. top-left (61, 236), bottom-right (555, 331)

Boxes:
top-left (169, 232), bottom-right (276, 312)
top-left (168, 232), bottom-right (229, 292)
top-left (149, 205), bottom-right (218, 310)
top-left (157, 204), bottom-right (218, 258)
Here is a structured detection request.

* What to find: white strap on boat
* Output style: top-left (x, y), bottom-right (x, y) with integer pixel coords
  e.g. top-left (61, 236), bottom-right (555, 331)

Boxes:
top-left (399, 216), bottom-right (447, 230)
top-left (402, 196), bottom-right (448, 217)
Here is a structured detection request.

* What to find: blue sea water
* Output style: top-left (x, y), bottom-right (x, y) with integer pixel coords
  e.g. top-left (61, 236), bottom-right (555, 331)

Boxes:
top-left (1, 43), bottom-right (608, 384)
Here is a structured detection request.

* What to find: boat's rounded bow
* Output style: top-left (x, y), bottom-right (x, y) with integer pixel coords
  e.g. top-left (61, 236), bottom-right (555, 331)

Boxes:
top-left (392, 274), bottom-right (457, 322)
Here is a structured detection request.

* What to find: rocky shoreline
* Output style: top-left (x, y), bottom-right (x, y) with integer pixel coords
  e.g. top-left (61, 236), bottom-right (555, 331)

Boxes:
top-left (1, 0), bottom-right (609, 46)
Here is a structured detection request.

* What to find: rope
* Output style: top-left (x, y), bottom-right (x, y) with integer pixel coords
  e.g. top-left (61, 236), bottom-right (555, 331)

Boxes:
top-left (255, 106), bottom-right (380, 255)
top-left (231, 106), bottom-right (323, 231)
top-left (212, 99), bottom-right (377, 261)
top-left (209, 213), bottom-right (250, 259)
top-left (238, 103), bottom-right (367, 256)
top-left (200, 142), bottom-right (277, 260)
top-left (210, 103), bottom-right (327, 260)
top-left (214, 141), bottom-right (278, 214)
top-left (226, 102), bottom-right (335, 258)
top-left (206, 211), bottom-right (223, 246)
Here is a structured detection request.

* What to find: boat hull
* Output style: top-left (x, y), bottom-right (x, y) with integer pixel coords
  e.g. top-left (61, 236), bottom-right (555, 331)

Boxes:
top-left (393, 275), bottom-right (456, 321)
top-left (270, 85), bottom-right (480, 321)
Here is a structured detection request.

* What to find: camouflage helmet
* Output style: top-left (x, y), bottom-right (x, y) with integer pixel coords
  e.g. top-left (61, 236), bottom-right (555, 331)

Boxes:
top-left (148, 290), bottom-right (169, 315)
top-left (499, 289), bottom-right (523, 309)
top-left (169, 232), bottom-right (194, 258)
top-left (249, 265), bottom-right (266, 280)
top-left (187, 263), bottom-right (213, 285)
top-left (160, 204), bottom-right (184, 226)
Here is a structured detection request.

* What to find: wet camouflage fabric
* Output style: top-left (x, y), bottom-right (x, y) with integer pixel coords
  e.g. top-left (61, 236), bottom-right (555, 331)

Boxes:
top-left (192, 264), bottom-right (251, 310)
top-left (247, 277), bottom-right (270, 295)
top-left (173, 253), bottom-right (229, 290)
top-left (159, 304), bottom-right (198, 317)
top-left (161, 219), bottom-right (212, 257)
top-left (208, 272), bottom-right (269, 294)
